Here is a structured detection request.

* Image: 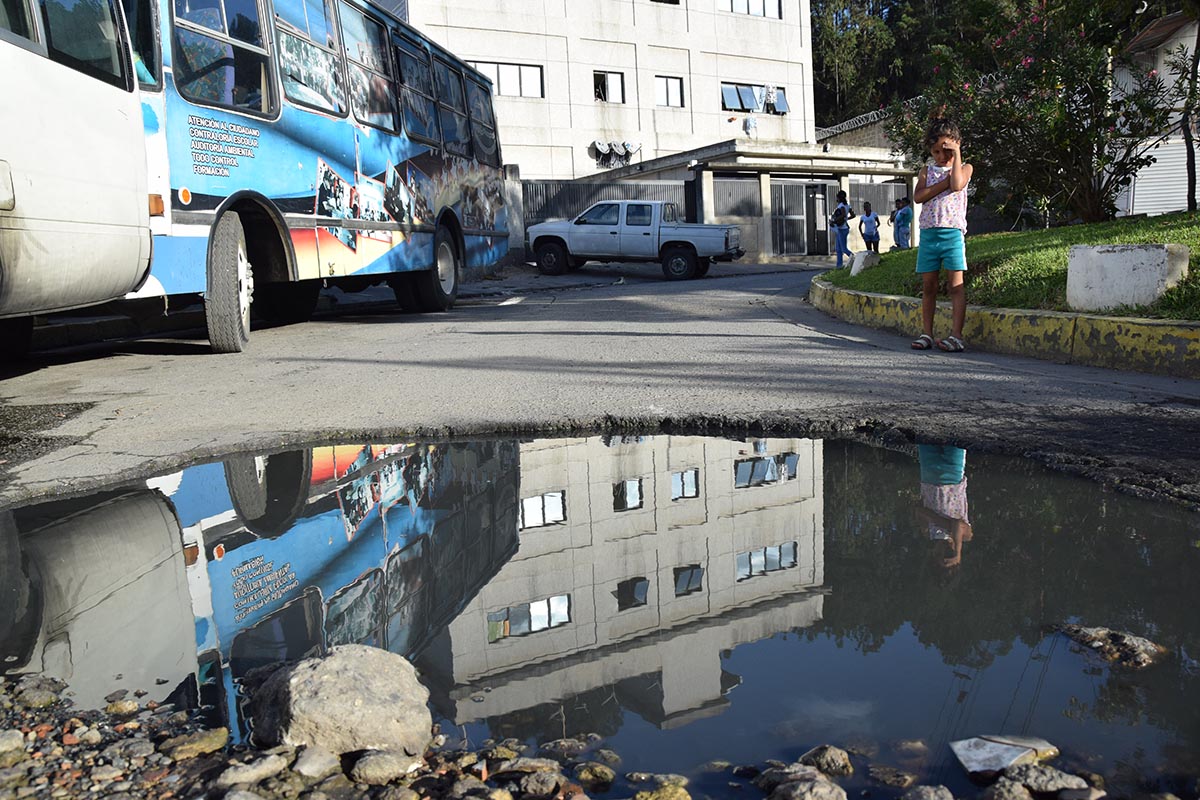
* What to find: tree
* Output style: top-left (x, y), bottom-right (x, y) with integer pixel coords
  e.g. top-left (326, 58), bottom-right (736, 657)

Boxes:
top-left (1163, 6), bottom-right (1200, 212)
top-left (886, 0), bottom-right (1180, 223)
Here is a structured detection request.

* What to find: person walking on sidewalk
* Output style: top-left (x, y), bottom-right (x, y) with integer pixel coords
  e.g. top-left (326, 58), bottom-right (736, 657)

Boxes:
top-left (831, 190), bottom-right (854, 268)
top-left (911, 118), bottom-right (972, 353)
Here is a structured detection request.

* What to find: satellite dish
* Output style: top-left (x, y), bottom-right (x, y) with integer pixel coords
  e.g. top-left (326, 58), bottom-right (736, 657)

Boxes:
top-left (624, 142), bottom-right (642, 155)
top-left (594, 140), bottom-right (610, 154)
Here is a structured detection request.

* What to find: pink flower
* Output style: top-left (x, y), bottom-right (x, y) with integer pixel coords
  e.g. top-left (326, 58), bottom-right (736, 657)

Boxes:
top-left (1031, 13), bottom-right (1039, 21)
top-left (1150, 69), bottom-right (1159, 78)
top-left (933, 65), bottom-right (941, 74)
top-left (1021, 56), bottom-right (1035, 68)
top-left (964, 82), bottom-right (971, 90)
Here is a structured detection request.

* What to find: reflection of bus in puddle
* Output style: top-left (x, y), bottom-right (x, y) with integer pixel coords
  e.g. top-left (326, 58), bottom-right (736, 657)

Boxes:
top-left (184, 440), bottom-right (520, 738)
top-left (0, 440), bottom-right (519, 740)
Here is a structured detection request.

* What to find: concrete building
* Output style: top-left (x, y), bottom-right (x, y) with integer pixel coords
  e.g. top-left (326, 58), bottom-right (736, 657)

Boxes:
top-left (417, 435), bottom-right (826, 729)
top-left (404, 1), bottom-right (817, 180)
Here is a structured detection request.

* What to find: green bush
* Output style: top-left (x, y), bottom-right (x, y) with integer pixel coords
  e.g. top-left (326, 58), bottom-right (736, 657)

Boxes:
top-left (824, 212), bottom-right (1200, 320)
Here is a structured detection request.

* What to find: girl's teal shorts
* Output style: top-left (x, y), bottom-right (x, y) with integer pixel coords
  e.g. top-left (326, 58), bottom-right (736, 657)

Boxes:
top-left (916, 227), bottom-right (967, 273)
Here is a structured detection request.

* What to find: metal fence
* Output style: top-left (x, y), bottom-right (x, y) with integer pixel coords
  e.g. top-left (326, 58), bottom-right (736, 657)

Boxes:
top-left (713, 177), bottom-right (762, 217)
top-left (522, 180), bottom-right (691, 226)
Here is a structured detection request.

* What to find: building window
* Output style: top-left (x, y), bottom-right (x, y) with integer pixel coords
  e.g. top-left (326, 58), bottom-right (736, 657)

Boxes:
top-left (487, 595), bottom-right (571, 642)
top-left (613, 478), bottom-right (644, 511)
top-left (734, 453), bottom-right (800, 488)
top-left (736, 542), bottom-right (799, 582)
top-left (655, 75), bottom-right (684, 107)
top-left (520, 491), bottom-right (566, 530)
top-left (671, 468), bottom-right (699, 500)
top-left (469, 61), bottom-right (544, 98)
top-left (721, 82), bottom-right (789, 114)
top-left (718, 0), bottom-right (782, 17)
top-left (594, 70), bottom-right (625, 103)
top-left (673, 565), bottom-right (704, 596)
top-left (614, 577), bottom-right (650, 610)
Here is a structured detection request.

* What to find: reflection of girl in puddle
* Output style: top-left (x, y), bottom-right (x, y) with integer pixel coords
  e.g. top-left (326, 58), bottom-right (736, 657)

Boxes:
top-left (917, 444), bottom-right (973, 568)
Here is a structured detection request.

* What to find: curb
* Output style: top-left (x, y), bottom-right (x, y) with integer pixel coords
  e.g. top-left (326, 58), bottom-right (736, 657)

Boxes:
top-left (808, 276), bottom-right (1200, 380)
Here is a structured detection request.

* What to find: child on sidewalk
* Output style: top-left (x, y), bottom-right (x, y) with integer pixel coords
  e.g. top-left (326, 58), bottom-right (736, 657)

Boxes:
top-left (859, 202), bottom-right (880, 253)
top-left (911, 118), bottom-right (972, 353)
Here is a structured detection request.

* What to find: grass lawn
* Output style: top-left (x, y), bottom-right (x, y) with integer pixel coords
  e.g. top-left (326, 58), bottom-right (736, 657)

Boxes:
top-left (822, 212), bottom-right (1200, 320)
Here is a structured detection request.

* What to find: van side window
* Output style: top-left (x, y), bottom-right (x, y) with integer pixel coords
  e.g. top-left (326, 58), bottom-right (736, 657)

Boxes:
top-left (395, 36), bottom-right (440, 143)
top-left (39, 0), bottom-right (129, 89)
top-left (2, 0), bottom-right (35, 41)
top-left (434, 58), bottom-right (472, 158)
top-left (274, 0), bottom-right (345, 114)
top-left (338, 2), bottom-right (396, 131)
top-left (173, 0), bottom-right (274, 114)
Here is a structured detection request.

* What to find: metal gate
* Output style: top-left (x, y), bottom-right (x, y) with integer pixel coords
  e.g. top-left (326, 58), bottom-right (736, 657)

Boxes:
top-left (770, 180), bottom-right (808, 256)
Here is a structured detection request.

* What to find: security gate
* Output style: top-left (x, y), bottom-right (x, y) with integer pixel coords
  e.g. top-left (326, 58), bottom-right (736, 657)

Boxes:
top-left (770, 180), bottom-right (809, 256)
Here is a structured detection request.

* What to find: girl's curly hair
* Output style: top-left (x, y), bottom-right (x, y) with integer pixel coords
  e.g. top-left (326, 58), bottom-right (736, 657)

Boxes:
top-left (924, 117), bottom-right (962, 149)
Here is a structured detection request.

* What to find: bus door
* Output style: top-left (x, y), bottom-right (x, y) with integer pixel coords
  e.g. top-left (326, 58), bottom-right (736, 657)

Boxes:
top-left (0, 0), bottom-right (150, 319)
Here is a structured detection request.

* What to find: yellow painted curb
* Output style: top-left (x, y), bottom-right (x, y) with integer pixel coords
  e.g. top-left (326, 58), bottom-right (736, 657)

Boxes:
top-left (809, 277), bottom-right (1200, 379)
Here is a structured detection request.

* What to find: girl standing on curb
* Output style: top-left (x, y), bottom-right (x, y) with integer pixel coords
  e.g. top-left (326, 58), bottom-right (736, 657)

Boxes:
top-left (831, 190), bottom-right (854, 268)
top-left (911, 118), bottom-right (972, 352)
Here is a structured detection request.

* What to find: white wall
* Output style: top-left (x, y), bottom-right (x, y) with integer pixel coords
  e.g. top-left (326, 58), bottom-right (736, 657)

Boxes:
top-left (407, 0), bottom-right (816, 179)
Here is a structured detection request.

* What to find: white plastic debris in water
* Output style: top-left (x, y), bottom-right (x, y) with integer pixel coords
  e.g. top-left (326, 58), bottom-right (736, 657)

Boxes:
top-left (949, 735), bottom-right (1060, 775)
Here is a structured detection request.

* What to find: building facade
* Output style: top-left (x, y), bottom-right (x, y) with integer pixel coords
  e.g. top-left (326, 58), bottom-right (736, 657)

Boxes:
top-left (403, 0), bottom-right (817, 180)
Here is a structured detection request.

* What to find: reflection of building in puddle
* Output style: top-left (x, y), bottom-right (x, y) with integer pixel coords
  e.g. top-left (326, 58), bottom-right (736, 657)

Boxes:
top-left (418, 436), bottom-right (825, 729)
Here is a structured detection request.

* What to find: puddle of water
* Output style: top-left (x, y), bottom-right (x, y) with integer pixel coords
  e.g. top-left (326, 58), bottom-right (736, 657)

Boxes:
top-left (2, 436), bottom-right (1198, 797)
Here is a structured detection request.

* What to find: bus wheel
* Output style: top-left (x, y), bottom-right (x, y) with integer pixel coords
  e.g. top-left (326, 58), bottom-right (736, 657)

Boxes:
top-left (206, 211), bottom-right (253, 353)
top-left (254, 281), bottom-right (320, 325)
top-left (535, 241), bottom-right (568, 275)
top-left (661, 246), bottom-right (697, 280)
top-left (415, 226), bottom-right (459, 312)
top-left (224, 450), bottom-right (312, 539)
top-left (388, 274), bottom-right (420, 312)
top-left (0, 317), bottom-right (34, 362)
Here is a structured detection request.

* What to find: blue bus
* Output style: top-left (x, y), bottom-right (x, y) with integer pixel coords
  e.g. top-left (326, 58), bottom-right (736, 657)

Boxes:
top-left (122, 0), bottom-right (509, 351)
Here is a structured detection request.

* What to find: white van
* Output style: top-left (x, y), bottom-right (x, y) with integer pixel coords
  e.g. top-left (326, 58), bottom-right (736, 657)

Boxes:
top-left (0, 0), bottom-right (151, 357)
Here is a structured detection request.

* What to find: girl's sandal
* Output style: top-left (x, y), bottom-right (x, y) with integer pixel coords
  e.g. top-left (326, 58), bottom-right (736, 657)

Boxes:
top-left (911, 334), bottom-right (934, 350)
top-left (937, 335), bottom-right (966, 352)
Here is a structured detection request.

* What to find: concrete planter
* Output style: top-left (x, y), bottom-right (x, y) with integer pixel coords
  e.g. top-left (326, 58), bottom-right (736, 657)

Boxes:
top-left (808, 277), bottom-right (1200, 379)
top-left (1066, 244), bottom-right (1189, 312)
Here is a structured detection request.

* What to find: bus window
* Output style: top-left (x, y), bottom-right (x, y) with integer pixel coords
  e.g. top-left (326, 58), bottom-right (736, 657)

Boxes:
top-left (173, 0), bottom-right (273, 115)
top-left (1, 0), bottom-right (34, 39)
top-left (434, 58), bottom-right (470, 158)
top-left (395, 36), bottom-right (439, 144)
top-left (274, 0), bottom-right (344, 114)
top-left (125, 0), bottom-right (160, 87)
top-left (39, 0), bottom-right (129, 88)
top-left (465, 78), bottom-right (498, 167)
top-left (337, 3), bottom-right (395, 131)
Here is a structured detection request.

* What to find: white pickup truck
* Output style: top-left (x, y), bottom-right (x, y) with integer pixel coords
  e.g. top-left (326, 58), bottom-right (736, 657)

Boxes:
top-left (526, 200), bottom-right (744, 280)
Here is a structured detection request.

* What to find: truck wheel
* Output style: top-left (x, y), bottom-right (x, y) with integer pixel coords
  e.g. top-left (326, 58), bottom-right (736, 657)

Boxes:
top-left (535, 241), bottom-right (568, 275)
top-left (254, 280), bottom-right (320, 325)
top-left (0, 317), bottom-right (34, 362)
top-left (696, 258), bottom-right (711, 278)
top-left (568, 256), bottom-right (587, 271)
top-left (661, 246), bottom-right (697, 280)
top-left (414, 226), bottom-right (460, 312)
top-left (206, 211), bottom-right (253, 353)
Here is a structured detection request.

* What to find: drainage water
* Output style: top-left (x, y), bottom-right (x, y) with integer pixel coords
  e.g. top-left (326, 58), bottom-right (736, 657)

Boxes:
top-left (1, 436), bottom-right (1197, 797)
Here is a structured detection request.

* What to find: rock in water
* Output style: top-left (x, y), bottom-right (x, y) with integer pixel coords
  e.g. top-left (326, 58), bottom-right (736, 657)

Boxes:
top-left (215, 754), bottom-right (289, 788)
top-left (292, 746), bottom-right (340, 782)
top-left (1002, 764), bottom-right (1087, 793)
top-left (901, 787), bottom-right (953, 800)
top-left (250, 645), bottom-right (431, 758)
top-left (1056, 625), bottom-right (1166, 669)
top-left (982, 778), bottom-right (1034, 800)
top-left (159, 727), bottom-right (229, 760)
top-left (753, 764), bottom-right (825, 793)
top-left (634, 787), bottom-right (692, 800)
top-left (350, 750), bottom-right (423, 786)
top-left (799, 745), bottom-right (853, 776)
top-left (868, 765), bottom-right (918, 788)
top-left (574, 763), bottom-right (617, 792)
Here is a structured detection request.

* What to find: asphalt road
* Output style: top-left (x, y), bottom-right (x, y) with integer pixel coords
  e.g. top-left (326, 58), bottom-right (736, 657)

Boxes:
top-left (2, 263), bottom-right (1199, 508)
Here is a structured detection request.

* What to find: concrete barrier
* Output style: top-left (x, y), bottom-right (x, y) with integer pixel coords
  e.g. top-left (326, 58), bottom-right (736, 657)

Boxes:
top-left (808, 277), bottom-right (1200, 379)
top-left (1067, 244), bottom-right (1189, 312)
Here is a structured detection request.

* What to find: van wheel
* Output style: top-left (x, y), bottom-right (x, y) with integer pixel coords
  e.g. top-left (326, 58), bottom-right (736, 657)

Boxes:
top-left (535, 241), bottom-right (568, 275)
top-left (254, 280), bottom-right (320, 325)
top-left (0, 317), bottom-right (34, 362)
top-left (414, 226), bottom-right (459, 312)
top-left (661, 246), bottom-right (697, 280)
top-left (206, 211), bottom-right (253, 353)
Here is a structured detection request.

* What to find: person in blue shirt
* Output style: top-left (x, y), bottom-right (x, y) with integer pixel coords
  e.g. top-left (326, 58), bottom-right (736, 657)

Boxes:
top-left (859, 201), bottom-right (881, 253)
top-left (890, 197), bottom-right (913, 250)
